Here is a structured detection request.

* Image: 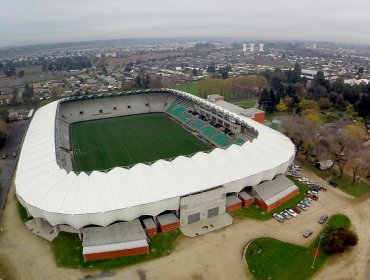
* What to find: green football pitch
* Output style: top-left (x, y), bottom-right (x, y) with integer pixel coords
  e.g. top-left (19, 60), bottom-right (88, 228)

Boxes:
top-left (71, 113), bottom-right (212, 172)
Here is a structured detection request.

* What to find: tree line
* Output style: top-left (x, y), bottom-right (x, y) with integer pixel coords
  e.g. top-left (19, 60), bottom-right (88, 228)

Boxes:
top-left (258, 63), bottom-right (370, 122)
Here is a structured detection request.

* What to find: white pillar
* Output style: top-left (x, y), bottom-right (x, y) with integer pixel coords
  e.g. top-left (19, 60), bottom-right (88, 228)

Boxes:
top-left (53, 225), bottom-right (60, 235)
top-left (26, 208), bottom-right (31, 218)
top-left (35, 218), bottom-right (42, 229)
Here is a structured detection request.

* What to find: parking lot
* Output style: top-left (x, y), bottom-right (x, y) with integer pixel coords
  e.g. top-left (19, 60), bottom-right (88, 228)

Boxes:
top-left (271, 164), bottom-right (331, 238)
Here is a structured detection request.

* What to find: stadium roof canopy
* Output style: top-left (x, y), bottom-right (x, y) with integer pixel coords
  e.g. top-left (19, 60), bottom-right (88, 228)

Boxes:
top-left (15, 89), bottom-right (295, 229)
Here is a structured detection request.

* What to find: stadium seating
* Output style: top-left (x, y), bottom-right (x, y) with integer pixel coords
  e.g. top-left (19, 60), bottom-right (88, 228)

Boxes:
top-left (201, 125), bottom-right (217, 138)
top-left (211, 132), bottom-right (230, 148)
top-left (234, 138), bottom-right (246, 145)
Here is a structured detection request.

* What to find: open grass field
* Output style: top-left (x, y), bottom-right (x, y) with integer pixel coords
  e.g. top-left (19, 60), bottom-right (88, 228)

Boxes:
top-left (52, 230), bottom-right (182, 269)
top-left (71, 113), bottom-right (212, 172)
top-left (332, 175), bottom-right (370, 197)
top-left (245, 214), bottom-right (350, 280)
top-left (174, 82), bottom-right (200, 96)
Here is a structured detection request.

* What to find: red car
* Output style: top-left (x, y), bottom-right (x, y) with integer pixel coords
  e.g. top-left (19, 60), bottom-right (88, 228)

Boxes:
top-left (292, 207), bottom-right (301, 214)
top-left (307, 194), bottom-right (318, 201)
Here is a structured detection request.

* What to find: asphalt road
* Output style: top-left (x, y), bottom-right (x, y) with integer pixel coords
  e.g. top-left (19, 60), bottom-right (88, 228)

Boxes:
top-left (0, 120), bottom-right (30, 219)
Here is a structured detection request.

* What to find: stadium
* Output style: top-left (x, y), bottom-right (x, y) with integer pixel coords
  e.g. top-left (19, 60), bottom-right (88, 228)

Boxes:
top-left (15, 88), bottom-right (295, 260)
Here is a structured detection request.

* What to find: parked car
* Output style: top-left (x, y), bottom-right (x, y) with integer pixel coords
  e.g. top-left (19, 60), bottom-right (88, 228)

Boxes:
top-left (311, 187), bottom-right (320, 193)
top-left (1, 154), bottom-right (6, 159)
top-left (300, 200), bottom-right (310, 207)
top-left (303, 230), bottom-right (314, 238)
top-left (318, 215), bottom-right (329, 224)
top-left (308, 190), bottom-right (318, 196)
top-left (284, 210), bottom-right (293, 218)
top-left (12, 152), bottom-right (17, 157)
top-left (297, 204), bottom-right (307, 210)
top-left (273, 213), bottom-right (284, 223)
top-left (307, 194), bottom-right (318, 201)
top-left (328, 181), bottom-right (337, 187)
top-left (304, 197), bottom-right (313, 203)
top-left (276, 213), bottom-right (285, 221)
top-left (286, 208), bottom-right (297, 217)
top-left (306, 181), bottom-right (316, 185)
top-left (292, 207), bottom-right (301, 214)
top-left (299, 177), bottom-right (308, 182)
top-left (280, 211), bottom-right (291, 219)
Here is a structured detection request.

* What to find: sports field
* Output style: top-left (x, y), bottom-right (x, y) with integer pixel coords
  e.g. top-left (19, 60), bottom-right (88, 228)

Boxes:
top-left (71, 113), bottom-right (212, 172)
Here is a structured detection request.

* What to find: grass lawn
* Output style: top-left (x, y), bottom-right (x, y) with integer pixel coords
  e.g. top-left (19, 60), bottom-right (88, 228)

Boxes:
top-left (37, 99), bottom-right (53, 108)
top-left (174, 82), bottom-right (200, 96)
top-left (231, 176), bottom-right (310, 221)
top-left (52, 230), bottom-right (181, 269)
top-left (246, 214), bottom-right (350, 280)
top-left (296, 158), bottom-right (336, 180)
top-left (16, 65), bottom-right (43, 75)
top-left (230, 100), bottom-right (257, 109)
top-left (331, 175), bottom-right (370, 197)
top-left (320, 109), bottom-right (357, 122)
top-left (71, 113), bottom-right (212, 172)
top-left (17, 201), bottom-right (32, 222)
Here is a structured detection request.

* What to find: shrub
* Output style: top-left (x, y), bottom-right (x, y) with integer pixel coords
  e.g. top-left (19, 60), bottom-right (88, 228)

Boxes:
top-left (323, 228), bottom-right (358, 254)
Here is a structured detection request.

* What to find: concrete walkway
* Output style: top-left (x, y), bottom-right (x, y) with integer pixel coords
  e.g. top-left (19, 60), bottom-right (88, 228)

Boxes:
top-left (180, 213), bottom-right (233, 237)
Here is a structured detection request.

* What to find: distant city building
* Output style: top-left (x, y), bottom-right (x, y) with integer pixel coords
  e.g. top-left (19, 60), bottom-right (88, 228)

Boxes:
top-left (259, 44), bottom-right (264, 52)
top-left (344, 78), bottom-right (369, 86)
top-left (242, 43), bottom-right (247, 53)
top-left (250, 43), bottom-right (255, 52)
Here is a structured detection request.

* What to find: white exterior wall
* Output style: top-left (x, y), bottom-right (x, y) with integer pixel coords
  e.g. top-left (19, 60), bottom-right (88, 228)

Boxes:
top-left (179, 187), bottom-right (227, 225)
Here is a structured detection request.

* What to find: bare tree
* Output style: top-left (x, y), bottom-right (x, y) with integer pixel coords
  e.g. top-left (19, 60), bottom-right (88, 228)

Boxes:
top-left (326, 125), bottom-right (364, 177)
top-left (350, 149), bottom-right (370, 184)
top-left (282, 115), bottom-right (318, 159)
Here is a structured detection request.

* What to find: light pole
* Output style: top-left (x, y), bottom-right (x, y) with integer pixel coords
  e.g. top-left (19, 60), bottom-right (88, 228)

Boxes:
top-left (311, 233), bottom-right (325, 269)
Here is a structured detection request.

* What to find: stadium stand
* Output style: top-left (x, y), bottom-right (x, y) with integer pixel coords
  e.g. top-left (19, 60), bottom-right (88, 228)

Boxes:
top-left (15, 88), bottom-right (296, 259)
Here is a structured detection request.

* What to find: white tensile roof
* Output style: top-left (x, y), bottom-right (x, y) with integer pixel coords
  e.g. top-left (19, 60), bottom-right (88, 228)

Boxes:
top-left (15, 89), bottom-right (295, 229)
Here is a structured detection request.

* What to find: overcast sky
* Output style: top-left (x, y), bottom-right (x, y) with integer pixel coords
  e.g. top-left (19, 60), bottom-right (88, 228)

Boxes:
top-left (1, 0), bottom-right (369, 47)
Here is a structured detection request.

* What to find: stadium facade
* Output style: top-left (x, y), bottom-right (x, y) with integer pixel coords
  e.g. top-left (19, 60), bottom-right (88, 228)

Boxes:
top-left (15, 88), bottom-right (295, 257)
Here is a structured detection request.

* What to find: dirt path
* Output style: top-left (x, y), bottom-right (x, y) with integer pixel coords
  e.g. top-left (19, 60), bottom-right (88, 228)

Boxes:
top-left (0, 167), bottom-right (369, 280)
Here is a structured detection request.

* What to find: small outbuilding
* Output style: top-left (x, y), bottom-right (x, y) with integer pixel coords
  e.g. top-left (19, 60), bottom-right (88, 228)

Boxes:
top-left (157, 213), bottom-right (180, 233)
top-left (226, 195), bottom-right (242, 213)
top-left (238, 191), bottom-right (252, 207)
top-left (142, 218), bottom-right (157, 237)
top-left (253, 175), bottom-right (298, 212)
top-left (82, 220), bottom-right (148, 261)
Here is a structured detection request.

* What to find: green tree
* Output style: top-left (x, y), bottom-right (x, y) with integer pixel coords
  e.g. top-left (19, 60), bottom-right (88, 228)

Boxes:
top-left (323, 228), bottom-right (358, 254)
top-left (135, 70), bottom-right (150, 89)
top-left (258, 88), bottom-right (269, 111)
top-left (0, 119), bottom-right (8, 148)
top-left (23, 83), bottom-right (34, 100)
top-left (356, 94), bottom-right (370, 119)
top-left (206, 64), bottom-right (216, 73)
top-left (18, 69), bottom-right (25, 77)
top-left (0, 108), bottom-right (9, 121)
top-left (266, 89), bottom-right (277, 114)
